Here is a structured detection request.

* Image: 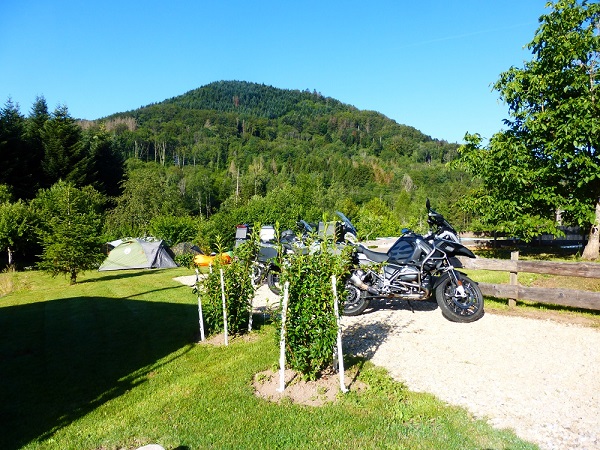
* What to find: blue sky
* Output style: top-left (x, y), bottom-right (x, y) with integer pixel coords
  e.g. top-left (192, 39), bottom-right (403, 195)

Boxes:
top-left (0, 1), bottom-right (549, 143)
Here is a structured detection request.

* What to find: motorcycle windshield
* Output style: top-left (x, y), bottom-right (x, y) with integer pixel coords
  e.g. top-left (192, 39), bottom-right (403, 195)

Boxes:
top-left (335, 211), bottom-right (358, 236)
top-left (434, 238), bottom-right (475, 258)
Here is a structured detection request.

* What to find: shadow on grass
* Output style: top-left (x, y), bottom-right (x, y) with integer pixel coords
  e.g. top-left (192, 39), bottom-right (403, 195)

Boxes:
top-left (0, 293), bottom-right (198, 449)
top-left (78, 268), bottom-right (180, 283)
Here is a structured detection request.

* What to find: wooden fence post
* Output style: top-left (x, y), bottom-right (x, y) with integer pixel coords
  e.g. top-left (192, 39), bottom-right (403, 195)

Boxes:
top-left (509, 251), bottom-right (519, 307)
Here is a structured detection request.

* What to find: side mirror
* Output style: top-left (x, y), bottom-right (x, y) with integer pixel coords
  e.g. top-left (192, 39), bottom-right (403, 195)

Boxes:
top-left (426, 198), bottom-right (431, 210)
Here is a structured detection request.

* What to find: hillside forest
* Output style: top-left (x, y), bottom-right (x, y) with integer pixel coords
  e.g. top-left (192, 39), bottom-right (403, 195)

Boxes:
top-left (0, 80), bottom-right (481, 269)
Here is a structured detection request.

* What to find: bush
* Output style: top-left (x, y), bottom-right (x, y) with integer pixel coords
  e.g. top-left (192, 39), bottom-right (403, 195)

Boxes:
top-left (174, 253), bottom-right (194, 268)
top-left (198, 240), bottom-right (257, 336)
top-left (278, 241), bottom-right (350, 380)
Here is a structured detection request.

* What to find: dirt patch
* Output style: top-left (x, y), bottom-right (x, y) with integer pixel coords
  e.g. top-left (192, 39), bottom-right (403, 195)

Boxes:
top-left (197, 332), bottom-right (260, 346)
top-left (252, 368), bottom-right (365, 407)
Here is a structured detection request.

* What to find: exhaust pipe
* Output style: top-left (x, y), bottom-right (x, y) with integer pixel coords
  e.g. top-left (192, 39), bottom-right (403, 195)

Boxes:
top-left (350, 273), bottom-right (378, 295)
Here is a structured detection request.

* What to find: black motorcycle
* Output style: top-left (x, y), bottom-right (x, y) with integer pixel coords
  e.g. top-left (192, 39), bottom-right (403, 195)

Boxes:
top-left (341, 203), bottom-right (484, 323)
top-left (236, 221), bottom-right (317, 295)
top-left (423, 198), bottom-right (461, 244)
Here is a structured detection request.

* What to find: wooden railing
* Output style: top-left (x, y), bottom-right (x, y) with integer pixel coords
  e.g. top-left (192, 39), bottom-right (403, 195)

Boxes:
top-left (456, 252), bottom-right (600, 311)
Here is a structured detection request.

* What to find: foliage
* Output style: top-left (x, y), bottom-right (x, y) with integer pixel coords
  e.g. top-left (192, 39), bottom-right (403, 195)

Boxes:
top-left (40, 105), bottom-right (91, 188)
top-left (278, 240), bottom-right (351, 380)
top-left (31, 181), bottom-right (105, 284)
top-left (454, 0), bottom-right (600, 248)
top-left (0, 199), bottom-right (33, 267)
top-left (198, 240), bottom-right (256, 336)
top-left (173, 252), bottom-right (194, 268)
top-left (0, 99), bottom-right (29, 199)
top-left (105, 161), bottom-right (187, 238)
top-left (355, 197), bottom-right (405, 239)
top-left (3, 81), bottom-right (478, 264)
top-left (0, 184), bottom-right (11, 203)
top-left (148, 214), bottom-right (198, 246)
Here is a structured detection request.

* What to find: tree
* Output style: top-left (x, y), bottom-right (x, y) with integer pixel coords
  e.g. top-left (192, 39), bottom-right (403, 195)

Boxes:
top-left (0, 99), bottom-right (28, 198)
top-left (0, 199), bottom-right (32, 268)
top-left (80, 125), bottom-right (125, 197)
top-left (148, 215), bottom-right (198, 246)
top-left (23, 96), bottom-right (49, 196)
top-left (106, 162), bottom-right (187, 238)
top-left (456, 0), bottom-right (600, 257)
top-left (32, 181), bottom-right (105, 284)
top-left (41, 105), bottom-right (92, 188)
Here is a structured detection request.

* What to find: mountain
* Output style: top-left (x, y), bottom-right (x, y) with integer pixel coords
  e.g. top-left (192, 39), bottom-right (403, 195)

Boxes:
top-left (106, 80), bottom-right (455, 166)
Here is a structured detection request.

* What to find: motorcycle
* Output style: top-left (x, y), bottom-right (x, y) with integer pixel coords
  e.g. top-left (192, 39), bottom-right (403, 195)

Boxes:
top-left (341, 201), bottom-right (484, 323)
top-left (236, 221), bottom-right (317, 295)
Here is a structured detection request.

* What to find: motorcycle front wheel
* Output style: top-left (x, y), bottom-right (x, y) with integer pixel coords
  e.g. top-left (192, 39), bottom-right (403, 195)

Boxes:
top-left (343, 283), bottom-right (370, 316)
top-left (435, 274), bottom-right (484, 323)
top-left (267, 270), bottom-right (282, 295)
top-left (252, 262), bottom-right (266, 286)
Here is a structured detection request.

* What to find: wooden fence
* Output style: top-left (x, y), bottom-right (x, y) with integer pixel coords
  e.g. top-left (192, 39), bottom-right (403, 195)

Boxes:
top-left (456, 252), bottom-right (600, 311)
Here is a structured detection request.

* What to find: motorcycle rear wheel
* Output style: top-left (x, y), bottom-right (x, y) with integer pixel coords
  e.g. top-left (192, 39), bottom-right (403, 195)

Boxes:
top-left (343, 283), bottom-right (370, 316)
top-left (435, 274), bottom-right (484, 323)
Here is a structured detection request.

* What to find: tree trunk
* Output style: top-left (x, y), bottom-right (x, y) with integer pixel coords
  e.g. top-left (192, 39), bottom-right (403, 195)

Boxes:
top-left (582, 199), bottom-right (600, 260)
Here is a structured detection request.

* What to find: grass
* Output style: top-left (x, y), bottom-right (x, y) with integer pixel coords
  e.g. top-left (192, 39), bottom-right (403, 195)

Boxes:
top-left (0, 268), bottom-right (536, 450)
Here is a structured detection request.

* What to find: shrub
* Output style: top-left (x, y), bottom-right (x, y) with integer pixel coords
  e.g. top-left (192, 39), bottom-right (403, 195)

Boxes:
top-left (198, 240), bottom-right (257, 337)
top-left (278, 240), bottom-right (350, 380)
top-left (174, 253), bottom-right (194, 268)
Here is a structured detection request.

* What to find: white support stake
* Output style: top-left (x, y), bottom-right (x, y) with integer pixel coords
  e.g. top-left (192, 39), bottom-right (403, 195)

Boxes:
top-left (195, 269), bottom-right (205, 341)
top-left (248, 273), bottom-right (254, 332)
top-left (332, 275), bottom-right (348, 393)
top-left (198, 296), bottom-right (205, 341)
top-left (277, 281), bottom-right (290, 392)
top-left (220, 268), bottom-right (228, 346)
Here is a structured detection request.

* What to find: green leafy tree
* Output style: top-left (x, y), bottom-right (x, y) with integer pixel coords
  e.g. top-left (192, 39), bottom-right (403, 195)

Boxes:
top-left (32, 181), bottom-right (105, 284)
top-left (198, 241), bottom-right (255, 336)
top-left (455, 0), bottom-right (600, 257)
top-left (149, 215), bottom-right (198, 246)
top-left (106, 161), bottom-right (187, 238)
top-left (0, 199), bottom-right (32, 268)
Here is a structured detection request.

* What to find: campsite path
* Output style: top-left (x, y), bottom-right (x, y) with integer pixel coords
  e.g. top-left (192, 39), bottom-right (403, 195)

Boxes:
top-left (174, 275), bottom-right (600, 450)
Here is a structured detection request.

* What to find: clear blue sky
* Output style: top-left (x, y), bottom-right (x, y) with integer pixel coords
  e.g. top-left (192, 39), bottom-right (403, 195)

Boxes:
top-left (0, 0), bottom-right (549, 144)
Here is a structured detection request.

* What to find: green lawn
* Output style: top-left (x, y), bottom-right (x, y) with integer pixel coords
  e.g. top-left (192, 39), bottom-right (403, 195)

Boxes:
top-left (0, 268), bottom-right (536, 450)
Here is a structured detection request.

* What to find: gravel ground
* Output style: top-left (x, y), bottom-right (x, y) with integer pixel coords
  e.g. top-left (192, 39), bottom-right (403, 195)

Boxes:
top-left (176, 275), bottom-right (600, 450)
top-left (341, 299), bottom-right (600, 450)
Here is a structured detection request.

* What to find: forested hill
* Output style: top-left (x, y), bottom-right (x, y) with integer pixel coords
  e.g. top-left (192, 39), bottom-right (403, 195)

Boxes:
top-left (0, 80), bottom-right (474, 254)
top-left (107, 80), bottom-right (456, 167)
top-left (161, 80), bottom-right (348, 118)
top-left (93, 80), bottom-right (470, 243)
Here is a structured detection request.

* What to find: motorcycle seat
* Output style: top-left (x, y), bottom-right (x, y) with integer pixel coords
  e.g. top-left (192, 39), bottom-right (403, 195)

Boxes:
top-left (358, 244), bottom-right (389, 263)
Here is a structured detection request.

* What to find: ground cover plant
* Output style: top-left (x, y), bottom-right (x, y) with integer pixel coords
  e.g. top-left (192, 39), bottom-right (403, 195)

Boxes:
top-left (0, 268), bottom-right (536, 449)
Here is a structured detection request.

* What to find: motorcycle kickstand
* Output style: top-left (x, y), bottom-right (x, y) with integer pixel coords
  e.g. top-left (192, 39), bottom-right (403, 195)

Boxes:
top-left (406, 300), bottom-right (415, 313)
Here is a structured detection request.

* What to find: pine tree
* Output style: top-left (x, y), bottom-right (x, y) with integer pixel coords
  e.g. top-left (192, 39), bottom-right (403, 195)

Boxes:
top-left (41, 105), bottom-right (91, 187)
top-left (33, 180), bottom-right (105, 284)
top-left (0, 99), bottom-right (28, 198)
